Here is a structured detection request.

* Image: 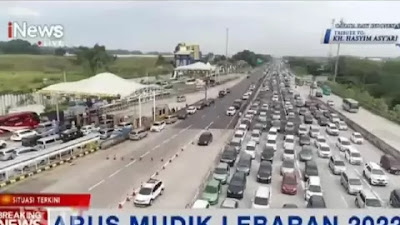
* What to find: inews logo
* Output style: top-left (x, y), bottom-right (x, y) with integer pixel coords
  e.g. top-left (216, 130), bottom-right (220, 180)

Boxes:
top-left (8, 21), bottom-right (65, 47)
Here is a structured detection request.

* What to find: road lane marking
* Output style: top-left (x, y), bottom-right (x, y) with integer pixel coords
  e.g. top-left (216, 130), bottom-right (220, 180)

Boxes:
top-left (341, 195), bottom-right (350, 208)
top-left (179, 124), bottom-right (193, 134)
top-left (108, 169), bottom-right (122, 178)
top-left (171, 134), bottom-right (178, 139)
top-left (162, 139), bottom-right (170, 144)
top-left (152, 145), bottom-right (160, 150)
top-left (125, 160), bottom-right (136, 168)
top-left (140, 151), bottom-right (150, 158)
top-left (88, 180), bottom-right (104, 191)
top-left (205, 121), bottom-right (214, 129)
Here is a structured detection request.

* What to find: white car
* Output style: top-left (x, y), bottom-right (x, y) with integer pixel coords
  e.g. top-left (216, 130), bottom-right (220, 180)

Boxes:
top-left (327, 100), bottom-right (334, 107)
top-left (234, 130), bottom-right (246, 142)
top-left (134, 179), bottom-right (164, 206)
top-left (305, 177), bottom-right (323, 201)
top-left (326, 123), bottom-right (339, 136)
top-left (226, 107), bottom-right (236, 116)
top-left (150, 121), bottom-right (166, 132)
top-left (298, 124), bottom-right (308, 136)
top-left (317, 143), bottom-right (331, 158)
top-left (10, 129), bottom-right (38, 141)
top-left (245, 141), bottom-right (257, 159)
top-left (336, 120), bottom-right (348, 130)
top-left (309, 125), bottom-right (320, 138)
top-left (242, 94), bottom-right (250, 100)
top-left (272, 96), bottom-right (279, 102)
top-left (272, 111), bottom-right (281, 120)
top-left (283, 135), bottom-right (295, 150)
top-left (351, 132), bottom-right (364, 144)
top-left (250, 129), bottom-right (261, 143)
top-left (259, 111), bottom-right (267, 117)
top-left (344, 146), bottom-right (363, 165)
top-left (287, 112), bottom-right (296, 120)
top-left (187, 106), bottom-right (197, 114)
top-left (247, 109), bottom-right (257, 115)
top-left (330, 113), bottom-right (340, 123)
top-left (238, 124), bottom-right (248, 132)
top-left (192, 200), bottom-right (210, 209)
top-left (336, 137), bottom-right (351, 152)
top-left (314, 135), bottom-right (327, 149)
top-left (267, 127), bottom-right (278, 140)
top-left (80, 124), bottom-right (97, 135)
top-left (363, 162), bottom-right (388, 186)
top-left (282, 148), bottom-right (295, 161)
top-left (0, 140), bottom-right (6, 149)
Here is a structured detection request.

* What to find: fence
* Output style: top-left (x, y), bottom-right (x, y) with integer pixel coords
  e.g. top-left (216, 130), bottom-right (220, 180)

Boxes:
top-left (0, 93), bottom-right (47, 116)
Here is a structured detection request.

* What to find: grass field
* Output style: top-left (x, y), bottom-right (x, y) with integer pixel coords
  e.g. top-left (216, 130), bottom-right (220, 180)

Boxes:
top-left (291, 66), bottom-right (308, 76)
top-left (0, 54), bottom-right (174, 93)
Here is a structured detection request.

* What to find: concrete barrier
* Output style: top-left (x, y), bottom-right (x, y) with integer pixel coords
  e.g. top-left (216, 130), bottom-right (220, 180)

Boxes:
top-left (309, 95), bottom-right (400, 160)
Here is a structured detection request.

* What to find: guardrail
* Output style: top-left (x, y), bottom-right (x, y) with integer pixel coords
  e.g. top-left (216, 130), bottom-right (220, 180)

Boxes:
top-left (309, 95), bottom-right (400, 160)
top-left (0, 133), bottom-right (100, 181)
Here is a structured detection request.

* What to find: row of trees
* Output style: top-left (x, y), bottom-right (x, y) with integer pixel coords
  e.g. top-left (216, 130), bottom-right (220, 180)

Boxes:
top-left (232, 50), bottom-right (272, 67)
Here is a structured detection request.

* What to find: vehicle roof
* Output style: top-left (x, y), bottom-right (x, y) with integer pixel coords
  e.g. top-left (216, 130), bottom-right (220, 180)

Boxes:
top-left (285, 135), bottom-right (295, 139)
top-left (235, 130), bottom-right (245, 134)
top-left (216, 162), bottom-right (229, 169)
top-left (320, 143), bottom-right (330, 148)
top-left (353, 132), bottom-right (362, 136)
top-left (15, 129), bottom-right (33, 133)
top-left (206, 179), bottom-right (220, 187)
top-left (330, 155), bottom-right (343, 161)
top-left (255, 186), bottom-right (271, 198)
top-left (247, 141), bottom-right (257, 146)
top-left (347, 146), bottom-right (359, 152)
top-left (342, 170), bottom-right (360, 179)
top-left (283, 172), bottom-right (297, 180)
top-left (367, 162), bottom-right (382, 169)
top-left (37, 134), bottom-right (60, 141)
top-left (308, 176), bottom-right (321, 185)
top-left (201, 131), bottom-right (212, 135)
top-left (192, 199), bottom-right (209, 208)
top-left (231, 137), bottom-right (241, 142)
top-left (221, 198), bottom-right (238, 208)
top-left (252, 129), bottom-right (261, 133)
top-left (339, 136), bottom-right (349, 141)
top-left (360, 189), bottom-right (379, 199)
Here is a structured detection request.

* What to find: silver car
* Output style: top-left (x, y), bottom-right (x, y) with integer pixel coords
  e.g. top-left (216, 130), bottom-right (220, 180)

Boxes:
top-left (213, 163), bottom-right (230, 184)
top-left (280, 159), bottom-right (295, 175)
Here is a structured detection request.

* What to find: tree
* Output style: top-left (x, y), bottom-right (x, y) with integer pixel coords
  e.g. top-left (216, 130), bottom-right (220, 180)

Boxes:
top-left (155, 55), bottom-right (166, 66)
top-left (75, 44), bottom-right (116, 76)
top-left (54, 48), bottom-right (66, 56)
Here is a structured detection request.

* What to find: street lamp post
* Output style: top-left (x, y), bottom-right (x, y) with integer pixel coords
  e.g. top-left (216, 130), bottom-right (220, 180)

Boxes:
top-left (138, 94), bottom-right (142, 127)
top-left (152, 91), bottom-right (156, 121)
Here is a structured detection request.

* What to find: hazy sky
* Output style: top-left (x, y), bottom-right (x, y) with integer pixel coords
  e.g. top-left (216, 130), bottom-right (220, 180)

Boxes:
top-left (1, 1), bottom-right (400, 57)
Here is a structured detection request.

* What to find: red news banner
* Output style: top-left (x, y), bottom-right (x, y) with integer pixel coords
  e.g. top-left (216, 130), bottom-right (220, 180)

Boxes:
top-left (0, 194), bottom-right (90, 225)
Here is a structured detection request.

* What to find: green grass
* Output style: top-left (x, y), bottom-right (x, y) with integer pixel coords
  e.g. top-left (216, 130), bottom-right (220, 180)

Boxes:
top-left (291, 66), bottom-right (308, 76)
top-left (0, 54), bottom-right (174, 93)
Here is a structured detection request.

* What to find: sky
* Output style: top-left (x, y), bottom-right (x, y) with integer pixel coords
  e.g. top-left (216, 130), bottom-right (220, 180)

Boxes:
top-left (1, 1), bottom-right (400, 57)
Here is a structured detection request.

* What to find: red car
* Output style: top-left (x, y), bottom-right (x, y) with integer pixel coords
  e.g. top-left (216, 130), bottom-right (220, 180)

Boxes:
top-left (281, 172), bottom-right (298, 195)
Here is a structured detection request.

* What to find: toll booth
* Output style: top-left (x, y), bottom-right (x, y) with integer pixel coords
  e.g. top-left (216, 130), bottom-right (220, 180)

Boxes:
top-left (153, 104), bottom-right (169, 121)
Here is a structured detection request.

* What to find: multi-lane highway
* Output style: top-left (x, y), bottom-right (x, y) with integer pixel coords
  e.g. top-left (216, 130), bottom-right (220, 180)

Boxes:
top-left (3, 68), bottom-right (265, 208)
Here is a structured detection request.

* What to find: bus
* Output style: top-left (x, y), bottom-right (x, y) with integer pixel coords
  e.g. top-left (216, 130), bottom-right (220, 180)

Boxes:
top-left (342, 98), bottom-right (359, 113)
top-left (322, 85), bottom-right (331, 96)
top-left (0, 111), bottom-right (40, 133)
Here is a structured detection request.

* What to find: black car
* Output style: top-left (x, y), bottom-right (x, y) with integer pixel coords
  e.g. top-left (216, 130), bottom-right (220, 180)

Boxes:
top-left (227, 171), bottom-right (247, 199)
top-left (282, 204), bottom-right (298, 208)
top-left (314, 111), bottom-right (324, 120)
top-left (307, 196), bottom-right (326, 208)
top-left (226, 88), bottom-right (231, 93)
top-left (205, 98), bottom-right (215, 106)
top-left (299, 135), bottom-right (311, 146)
top-left (315, 91), bottom-right (323, 98)
top-left (380, 154), bottom-right (400, 175)
top-left (196, 101), bottom-right (207, 110)
top-left (318, 117), bottom-right (329, 126)
top-left (304, 114), bottom-right (313, 124)
top-left (219, 90), bottom-right (226, 98)
top-left (233, 99), bottom-right (243, 110)
top-left (257, 161), bottom-right (272, 184)
top-left (198, 131), bottom-right (213, 146)
top-left (220, 146), bottom-right (237, 167)
top-left (260, 146), bottom-right (275, 162)
top-left (390, 189), bottom-right (400, 208)
top-left (177, 110), bottom-right (187, 120)
top-left (304, 160), bottom-right (319, 181)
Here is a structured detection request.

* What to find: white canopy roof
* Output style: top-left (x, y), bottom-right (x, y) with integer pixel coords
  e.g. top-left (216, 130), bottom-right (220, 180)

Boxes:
top-left (175, 62), bottom-right (216, 71)
top-left (39, 72), bottom-right (159, 97)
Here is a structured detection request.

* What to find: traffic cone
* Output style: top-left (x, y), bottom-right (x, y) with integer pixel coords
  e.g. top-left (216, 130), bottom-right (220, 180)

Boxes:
top-left (126, 196), bottom-right (131, 202)
top-left (161, 158), bottom-right (163, 162)
top-left (181, 148), bottom-right (184, 151)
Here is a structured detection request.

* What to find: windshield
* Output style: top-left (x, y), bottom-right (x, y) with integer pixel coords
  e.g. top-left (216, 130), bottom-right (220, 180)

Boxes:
top-left (372, 169), bottom-right (385, 175)
top-left (354, 134), bottom-right (362, 138)
top-left (320, 146), bottom-right (330, 152)
top-left (252, 133), bottom-right (260, 137)
top-left (139, 187), bottom-right (152, 195)
top-left (287, 123), bottom-right (294, 128)
top-left (267, 139), bottom-right (276, 144)
top-left (215, 168), bottom-right (227, 174)
top-left (254, 197), bottom-right (269, 205)
top-left (366, 199), bottom-right (381, 207)
top-left (234, 133), bottom-right (243, 138)
top-left (269, 131), bottom-right (277, 135)
top-left (246, 145), bottom-right (256, 151)
top-left (318, 138), bottom-right (326, 143)
top-left (205, 185), bottom-right (218, 193)
top-left (284, 149), bottom-right (294, 154)
top-left (351, 152), bottom-right (361, 157)
top-left (349, 179), bottom-right (362, 185)
top-left (284, 176), bottom-right (297, 185)
top-left (312, 128), bottom-right (319, 132)
top-left (342, 140), bottom-right (350, 145)
top-left (285, 138), bottom-right (294, 143)
top-left (230, 141), bottom-right (240, 147)
top-left (334, 161), bottom-right (345, 166)
top-left (283, 161), bottom-right (294, 168)
top-left (309, 185), bottom-right (321, 193)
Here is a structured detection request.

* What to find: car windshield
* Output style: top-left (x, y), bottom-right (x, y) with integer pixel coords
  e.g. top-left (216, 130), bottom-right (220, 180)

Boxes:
top-left (254, 197), bottom-right (269, 205)
top-left (321, 146), bottom-right (330, 152)
top-left (283, 160), bottom-right (294, 168)
top-left (269, 131), bottom-right (277, 135)
top-left (285, 138), bottom-right (294, 143)
top-left (372, 169), bottom-right (385, 175)
top-left (366, 199), bottom-right (382, 207)
top-left (287, 123), bottom-right (294, 128)
top-left (354, 134), bottom-right (362, 138)
top-left (246, 145), bottom-right (255, 151)
top-left (300, 127), bottom-right (307, 131)
top-left (252, 133), bottom-right (260, 137)
top-left (230, 141), bottom-right (240, 147)
top-left (20, 130), bottom-right (32, 135)
top-left (284, 176), bottom-right (297, 185)
top-left (139, 187), bottom-right (152, 195)
top-left (349, 179), bottom-right (362, 185)
top-left (234, 133), bottom-right (243, 138)
top-left (335, 161), bottom-right (345, 166)
top-left (351, 152), bottom-right (361, 157)
top-left (215, 168), bottom-right (227, 174)
top-left (318, 138), bottom-right (326, 143)
top-left (205, 185), bottom-right (218, 193)
top-left (312, 128), bottom-right (319, 132)
top-left (284, 149), bottom-right (294, 154)
top-left (309, 185), bottom-right (321, 193)
top-left (267, 139), bottom-right (276, 144)
top-left (342, 140), bottom-right (350, 145)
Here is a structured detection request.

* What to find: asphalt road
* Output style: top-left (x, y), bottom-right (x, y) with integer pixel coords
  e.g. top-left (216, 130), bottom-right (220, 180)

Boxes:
top-left (3, 68), bottom-right (265, 208)
top-left (199, 68), bottom-right (400, 209)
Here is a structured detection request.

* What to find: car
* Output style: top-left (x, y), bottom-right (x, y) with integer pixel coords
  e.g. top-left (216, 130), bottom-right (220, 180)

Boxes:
top-left (282, 148), bottom-right (295, 161)
top-left (196, 101), bottom-right (207, 110)
top-left (259, 111), bottom-right (267, 117)
top-left (299, 135), bottom-right (311, 146)
top-left (389, 189), bottom-right (400, 208)
top-left (344, 147), bottom-right (363, 165)
top-left (336, 137), bottom-right (351, 152)
top-left (299, 145), bottom-right (313, 162)
top-left (238, 123), bottom-right (248, 132)
top-left (299, 108), bottom-right (308, 116)
top-left (330, 113), bottom-right (340, 123)
top-left (205, 98), bottom-right (215, 106)
top-left (317, 143), bottom-right (331, 158)
top-left (305, 177), bottom-right (323, 201)
top-left (198, 131), bottom-right (213, 146)
top-left (271, 120), bottom-right (281, 131)
top-left (266, 136), bottom-right (277, 152)
top-left (250, 129), bottom-right (261, 144)
top-left (252, 123), bottom-right (264, 131)
top-left (280, 159), bottom-right (295, 175)
top-left (177, 110), bottom-right (188, 119)
top-left (363, 162), bottom-right (388, 186)
top-left (244, 141), bottom-right (257, 159)
top-left (304, 160), bottom-right (319, 181)
top-left (328, 155), bottom-right (346, 175)
top-left (272, 96), bottom-right (279, 102)
top-left (281, 172), bottom-right (298, 195)
top-left (134, 178), bottom-right (164, 206)
top-left (232, 99), bottom-right (242, 110)
top-left (80, 124), bottom-right (97, 135)
top-left (226, 88), bottom-right (231, 93)
top-left (187, 106), bottom-right (197, 114)
top-left (267, 127), bottom-right (278, 140)
top-left (10, 129), bottom-right (38, 142)
top-left (227, 171), bottom-right (247, 199)
top-left (165, 115), bottom-right (178, 124)
top-left (236, 154), bottom-right (252, 175)
top-left (284, 122), bottom-right (295, 134)
top-left (260, 146), bottom-right (275, 162)
top-left (257, 161), bottom-right (272, 184)
top-left (305, 100), bottom-right (313, 108)
top-left (226, 107), bottom-right (236, 116)
top-left (327, 100), bottom-right (334, 107)
top-left (304, 114), bottom-right (313, 124)
top-left (340, 171), bottom-right (363, 195)
top-left (150, 121), bottom-right (166, 132)
top-left (355, 189), bottom-right (382, 208)
top-left (307, 196), bottom-right (326, 208)
top-left (213, 163), bottom-right (230, 184)
top-left (192, 199), bottom-right (210, 209)
top-left (314, 135), bottom-right (327, 148)
top-left (229, 137), bottom-right (242, 153)
top-left (257, 116), bottom-right (268, 127)
top-left (380, 154), bottom-right (400, 175)
top-left (315, 91), bottom-right (323, 98)
top-left (336, 120), bottom-right (348, 130)
top-left (0, 140), bottom-right (6, 149)
top-left (242, 94), bottom-right (250, 100)
top-left (220, 198), bottom-right (239, 209)
top-left (283, 135), bottom-right (295, 150)
top-left (314, 111), bottom-right (324, 120)
top-left (240, 119), bottom-right (251, 130)
top-left (220, 146), bottom-right (238, 167)
top-left (282, 204), bottom-right (298, 208)
top-left (351, 132), bottom-right (364, 144)
top-left (247, 109), bottom-right (257, 116)
top-left (298, 124), bottom-right (308, 136)
top-left (251, 186), bottom-right (271, 209)
top-left (272, 111), bottom-right (281, 120)
top-left (219, 90), bottom-right (227, 98)
top-left (234, 130), bottom-right (246, 142)
top-left (318, 117), bottom-right (329, 126)
top-left (244, 114), bottom-right (253, 121)
top-left (326, 123), bottom-right (339, 136)
top-left (201, 179), bottom-right (221, 205)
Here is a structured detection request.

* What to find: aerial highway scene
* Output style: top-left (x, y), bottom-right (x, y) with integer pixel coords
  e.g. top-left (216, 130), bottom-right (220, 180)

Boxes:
top-left (0, 1), bottom-right (399, 210)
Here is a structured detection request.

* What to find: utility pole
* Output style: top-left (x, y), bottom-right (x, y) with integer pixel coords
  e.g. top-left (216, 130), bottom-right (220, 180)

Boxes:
top-left (63, 70), bottom-right (67, 82)
top-left (138, 94), bottom-right (142, 127)
top-left (225, 28), bottom-right (229, 75)
top-left (333, 18), bottom-right (343, 83)
top-left (152, 91), bottom-right (156, 121)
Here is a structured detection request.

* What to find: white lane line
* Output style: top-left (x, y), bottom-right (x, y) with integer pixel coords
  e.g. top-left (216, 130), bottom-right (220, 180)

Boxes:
top-left (140, 151), bottom-right (150, 158)
top-left (162, 139), bottom-right (170, 144)
top-left (179, 124), bottom-right (193, 134)
top-left (152, 145), bottom-right (160, 150)
top-left (171, 134), bottom-right (178, 139)
top-left (88, 179), bottom-right (105, 191)
top-left (125, 160), bottom-right (137, 168)
top-left (205, 121), bottom-right (214, 129)
top-left (108, 169), bottom-right (122, 178)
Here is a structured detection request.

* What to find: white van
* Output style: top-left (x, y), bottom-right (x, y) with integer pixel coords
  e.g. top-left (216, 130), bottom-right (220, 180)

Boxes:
top-left (245, 141), bottom-right (257, 159)
top-left (36, 135), bottom-right (61, 150)
top-left (252, 186), bottom-right (271, 208)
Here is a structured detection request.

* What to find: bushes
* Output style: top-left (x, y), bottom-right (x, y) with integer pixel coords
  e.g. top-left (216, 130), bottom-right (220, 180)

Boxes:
top-left (326, 81), bottom-right (400, 124)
